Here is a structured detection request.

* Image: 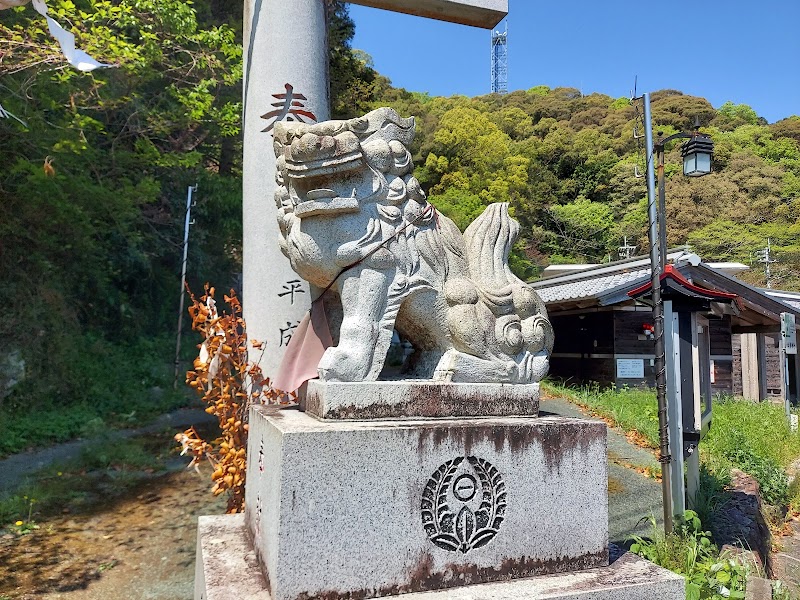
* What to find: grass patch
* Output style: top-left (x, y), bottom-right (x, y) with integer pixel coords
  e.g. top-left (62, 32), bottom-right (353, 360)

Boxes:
top-left (544, 382), bottom-right (660, 448)
top-left (0, 334), bottom-right (193, 457)
top-left (704, 396), bottom-right (800, 468)
top-left (689, 466), bottom-right (731, 531)
top-left (545, 381), bottom-right (800, 511)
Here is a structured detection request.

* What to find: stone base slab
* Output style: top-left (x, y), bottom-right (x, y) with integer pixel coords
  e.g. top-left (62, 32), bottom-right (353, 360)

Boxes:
top-left (305, 379), bottom-right (539, 419)
top-left (195, 513), bottom-right (266, 600)
top-left (244, 407), bottom-right (608, 600)
top-left (195, 514), bottom-right (684, 600)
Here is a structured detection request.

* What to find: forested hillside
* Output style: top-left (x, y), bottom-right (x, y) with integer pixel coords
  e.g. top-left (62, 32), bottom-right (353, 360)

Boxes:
top-left (1, 1), bottom-right (799, 426)
top-left (0, 1), bottom-right (385, 433)
top-left (368, 87), bottom-right (800, 286)
top-left (1, 0), bottom-right (245, 425)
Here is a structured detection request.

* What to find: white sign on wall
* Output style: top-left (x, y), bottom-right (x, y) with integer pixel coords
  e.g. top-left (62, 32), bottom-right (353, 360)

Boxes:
top-left (781, 312), bottom-right (797, 355)
top-left (616, 358), bottom-right (645, 379)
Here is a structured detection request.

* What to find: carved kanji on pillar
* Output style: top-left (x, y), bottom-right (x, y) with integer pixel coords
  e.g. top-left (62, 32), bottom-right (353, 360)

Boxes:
top-left (261, 83), bottom-right (318, 132)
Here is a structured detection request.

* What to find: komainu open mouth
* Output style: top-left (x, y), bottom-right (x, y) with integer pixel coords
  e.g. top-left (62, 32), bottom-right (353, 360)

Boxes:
top-left (290, 173), bottom-right (360, 217)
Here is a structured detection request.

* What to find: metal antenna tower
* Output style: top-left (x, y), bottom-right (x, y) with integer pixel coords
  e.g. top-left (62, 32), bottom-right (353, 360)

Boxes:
top-left (491, 22), bottom-right (508, 94)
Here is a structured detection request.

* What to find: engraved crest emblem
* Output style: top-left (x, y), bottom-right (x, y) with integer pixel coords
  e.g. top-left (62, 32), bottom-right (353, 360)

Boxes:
top-left (421, 456), bottom-right (506, 553)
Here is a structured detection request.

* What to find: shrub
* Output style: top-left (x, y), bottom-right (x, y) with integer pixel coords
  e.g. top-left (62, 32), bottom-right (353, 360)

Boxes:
top-left (630, 510), bottom-right (748, 600)
top-left (0, 335), bottom-right (188, 457)
top-left (724, 439), bottom-right (789, 506)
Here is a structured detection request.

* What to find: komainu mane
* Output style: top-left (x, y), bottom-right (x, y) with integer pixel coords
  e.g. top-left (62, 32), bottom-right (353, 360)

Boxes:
top-left (273, 107), bottom-right (553, 384)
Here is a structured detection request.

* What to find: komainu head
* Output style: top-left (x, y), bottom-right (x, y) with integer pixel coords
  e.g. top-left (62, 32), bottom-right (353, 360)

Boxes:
top-left (273, 108), bottom-right (426, 219)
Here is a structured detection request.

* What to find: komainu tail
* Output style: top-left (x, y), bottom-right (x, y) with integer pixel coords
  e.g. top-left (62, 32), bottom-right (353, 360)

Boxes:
top-left (447, 202), bottom-right (553, 383)
top-left (463, 202), bottom-right (525, 310)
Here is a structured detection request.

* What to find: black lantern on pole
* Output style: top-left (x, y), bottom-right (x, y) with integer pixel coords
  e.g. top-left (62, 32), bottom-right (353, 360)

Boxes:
top-left (681, 133), bottom-right (714, 177)
top-left (642, 97), bottom-right (717, 533)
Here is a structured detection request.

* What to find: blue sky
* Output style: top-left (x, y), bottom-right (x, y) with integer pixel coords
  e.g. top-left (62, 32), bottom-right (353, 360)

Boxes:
top-left (351, 0), bottom-right (799, 124)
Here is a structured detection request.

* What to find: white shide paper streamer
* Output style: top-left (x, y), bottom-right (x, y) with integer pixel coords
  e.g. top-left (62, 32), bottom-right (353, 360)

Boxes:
top-left (0, 102), bottom-right (28, 126)
top-left (0, 0), bottom-right (113, 72)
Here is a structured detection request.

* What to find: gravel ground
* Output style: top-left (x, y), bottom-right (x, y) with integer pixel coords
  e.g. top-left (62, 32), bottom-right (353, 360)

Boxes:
top-left (1, 466), bottom-right (226, 599)
top-left (0, 410), bottom-right (223, 600)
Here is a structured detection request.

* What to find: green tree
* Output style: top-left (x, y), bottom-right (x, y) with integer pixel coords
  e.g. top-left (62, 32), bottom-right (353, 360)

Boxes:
top-left (1, 0), bottom-right (244, 409)
top-left (545, 198), bottom-right (615, 261)
top-left (328, 2), bottom-right (390, 119)
top-left (713, 101), bottom-right (764, 130)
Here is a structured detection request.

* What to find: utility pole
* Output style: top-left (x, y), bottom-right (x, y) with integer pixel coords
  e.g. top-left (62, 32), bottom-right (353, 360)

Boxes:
top-left (641, 92), bottom-right (673, 533)
top-left (174, 184), bottom-right (197, 389)
top-left (618, 236), bottom-right (636, 260)
top-left (756, 239), bottom-right (777, 288)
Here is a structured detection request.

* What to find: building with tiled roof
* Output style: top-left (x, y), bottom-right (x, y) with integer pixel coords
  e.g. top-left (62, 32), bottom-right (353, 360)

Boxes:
top-left (531, 251), bottom-right (800, 401)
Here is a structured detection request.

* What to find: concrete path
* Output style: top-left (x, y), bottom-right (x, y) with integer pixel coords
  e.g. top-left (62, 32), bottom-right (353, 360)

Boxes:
top-left (540, 397), bottom-right (664, 544)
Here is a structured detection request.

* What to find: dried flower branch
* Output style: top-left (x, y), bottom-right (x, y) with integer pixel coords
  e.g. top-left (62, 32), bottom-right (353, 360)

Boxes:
top-left (175, 284), bottom-right (294, 513)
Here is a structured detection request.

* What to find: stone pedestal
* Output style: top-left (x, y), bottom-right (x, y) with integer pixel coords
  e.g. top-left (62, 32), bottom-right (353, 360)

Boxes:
top-left (195, 515), bottom-right (685, 600)
top-left (194, 384), bottom-right (685, 600)
top-left (244, 407), bottom-right (608, 600)
top-left (305, 380), bottom-right (540, 420)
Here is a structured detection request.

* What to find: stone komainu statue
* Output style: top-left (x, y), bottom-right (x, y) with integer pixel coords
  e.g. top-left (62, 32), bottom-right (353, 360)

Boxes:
top-left (273, 108), bottom-right (553, 384)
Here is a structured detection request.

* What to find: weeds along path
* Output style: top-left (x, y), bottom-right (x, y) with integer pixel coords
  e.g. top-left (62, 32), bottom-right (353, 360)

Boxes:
top-left (0, 408), bottom-right (215, 496)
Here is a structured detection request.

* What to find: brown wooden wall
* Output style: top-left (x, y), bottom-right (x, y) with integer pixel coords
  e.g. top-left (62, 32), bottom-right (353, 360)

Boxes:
top-left (612, 309), bottom-right (656, 388)
top-left (711, 359), bottom-right (733, 396)
top-left (548, 308), bottom-right (734, 394)
top-left (765, 334), bottom-right (783, 397)
top-left (612, 309), bottom-right (656, 358)
top-left (732, 334), bottom-right (743, 396)
top-left (548, 356), bottom-right (615, 386)
top-left (549, 312), bottom-right (615, 385)
top-left (550, 312), bottom-right (614, 355)
top-left (710, 318), bottom-right (733, 355)
top-left (731, 332), bottom-right (785, 399)
top-left (710, 317), bottom-right (733, 396)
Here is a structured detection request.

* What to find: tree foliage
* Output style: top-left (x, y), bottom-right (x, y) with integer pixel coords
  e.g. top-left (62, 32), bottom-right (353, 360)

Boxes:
top-left (0, 0), bottom-right (246, 409)
top-left (0, 0), bottom-right (379, 412)
top-left (364, 87), bottom-right (800, 283)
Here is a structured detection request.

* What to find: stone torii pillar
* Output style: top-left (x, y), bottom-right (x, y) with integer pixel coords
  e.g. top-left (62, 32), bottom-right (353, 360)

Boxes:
top-left (242, 0), bottom-right (507, 377)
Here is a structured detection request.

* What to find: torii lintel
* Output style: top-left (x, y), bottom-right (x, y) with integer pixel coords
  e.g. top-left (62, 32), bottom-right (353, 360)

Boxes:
top-left (347, 0), bottom-right (507, 29)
